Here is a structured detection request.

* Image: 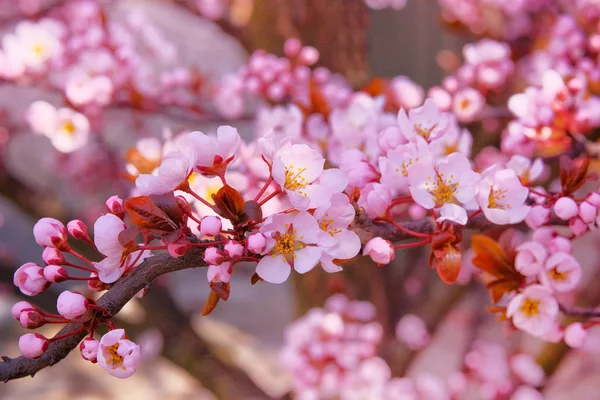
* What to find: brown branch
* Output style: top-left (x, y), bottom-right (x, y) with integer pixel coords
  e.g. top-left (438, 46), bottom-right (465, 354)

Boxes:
top-left (0, 245), bottom-right (208, 382)
top-left (560, 304), bottom-right (600, 318)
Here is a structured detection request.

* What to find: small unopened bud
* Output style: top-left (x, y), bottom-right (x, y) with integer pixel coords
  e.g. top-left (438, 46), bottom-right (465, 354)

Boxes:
top-left (57, 291), bottom-right (92, 322)
top-left (42, 247), bottom-right (65, 265)
top-left (554, 197), bottom-right (578, 220)
top-left (200, 216), bottom-right (222, 237)
top-left (19, 333), bottom-right (49, 359)
top-left (224, 240), bottom-right (244, 258)
top-left (11, 301), bottom-right (36, 320)
top-left (33, 218), bottom-right (68, 250)
top-left (43, 265), bottom-right (68, 283)
top-left (80, 338), bottom-right (99, 363)
top-left (20, 310), bottom-right (46, 329)
top-left (106, 195), bottom-right (125, 219)
top-left (564, 322), bottom-right (587, 348)
top-left (363, 237), bottom-right (394, 266)
top-left (247, 233), bottom-right (267, 253)
top-left (167, 239), bottom-right (192, 258)
top-left (204, 247), bottom-right (224, 265)
top-left (67, 220), bottom-right (90, 241)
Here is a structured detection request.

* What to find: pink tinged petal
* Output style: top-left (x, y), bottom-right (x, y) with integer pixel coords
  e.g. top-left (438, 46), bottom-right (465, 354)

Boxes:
top-left (256, 255), bottom-right (291, 284)
top-left (294, 246), bottom-right (323, 274)
top-left (438, 203), bottom-right (468, 225)
top-left (216, 125), bottom-right (241, 160)
top-left (320, 254), bottom-right (343, 273)
top-left (291, 211), bottom-right (320, 243)
top-left (324, 230), bottom-right (361, 259)
top-left (455, 170), bottom-right (481, 204)
top-left (94, 257), bottom-right (124, 284)
top-left (93, 214), bottom-right (126, 258)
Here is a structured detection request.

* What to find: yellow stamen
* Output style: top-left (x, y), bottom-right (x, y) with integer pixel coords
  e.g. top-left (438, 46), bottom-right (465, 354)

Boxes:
top-left (520, 298), bottom-right (540, 317)
top-left (106, 343), bottom-right (126, 370)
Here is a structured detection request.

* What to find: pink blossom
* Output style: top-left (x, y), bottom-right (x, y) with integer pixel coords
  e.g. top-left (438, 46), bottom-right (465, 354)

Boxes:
top-left (409, 153), bottom-right (480, 225)
top-left (224, 240), bottom-right (244, 258)
top-left (43, 265), bottom-right (68, 282)
top-left (463, 39), bottom-right (513, 89)
top-left (42, 247), bottom-right (65, 265)
top-left (358, 183), bottom-right (392, 219)
top-left (363, 237), bottom-right (395, 266)
top-left (554, 197), bottom-right (578, 220)
top-left (207, 262), bottom-right (232, 283)
top-left (106, 195), bottom-right (125, 219)
top-left (570, 217), bottom-right (588, 237)
top-left (397, 99), bottom-right (450, 143)
top-left (511, 386), bottom-right (544, 400)
top-left (395, 314), bottom-right (430, 350)
top-left (564, 322), bottom-right (587, 348)
top-left (203, 247), bottom-right (224, 265)
top-left (579, 201), bottom-right (597, 223)
top-left (273, 142), bottom-right (347, 210)
top-left (542, 252), bottom-right (581, 292)
top-left (506, 156), bottom-right (544, 185)
top-left (314, 193), bottom-right (361, 273)
top-left (256, 104), bottom-right (303, 139)
top-left (510, 354), bottom-right (545, 386)
top-left (97, 329), bottom-right (141, 378)
top-left (506, 285), bottom-right (559, 337)
top-left (339, 149), bottom-right (379, 189)
top-left (525, 206), bottom-right (551, 229)
top-left (14, 262), bottom-right (50, 296)
top-left (199, 216), bottom-right (222, 237)
top-left (452, 87), bottom-right (485, 123)
top-left (27, 102), bottom-right (90, 153)
top-left (380, 136), bottom-right (431, 192)
top-left (11, 301), bottom-right (36, 320)
top-left (67, 220), bottom-right (89, 241)
top-left (19, 333), bottom-right (49, 359)
top-left (515, 241), bottom-right (547, 276)
top-left (247, 233), bottom-right (267, 253)
top-left (190, 125), bottom-right (241, 177)
top-left (33, 217), bottom-right (68, 249)
top-left (477, 167), bottom-right (530, 225)
top-left (80, 338), bottom-right (99, 363)
top-left (57, 290), bottom-right (91, 322)
top-left (256, 212), bottom-right (322, 283)
top-left (3, 20), bottom-right (63, 70)
top-left (135, 151), bottom-right (192, 196)
top-left (389, 76), bottom-right (424, 109)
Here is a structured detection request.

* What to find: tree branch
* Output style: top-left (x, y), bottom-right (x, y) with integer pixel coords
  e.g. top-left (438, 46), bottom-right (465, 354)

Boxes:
top-left (560, 304), bottom-right (600, 318)
top-left (0, 245), bottom-right (208, 382)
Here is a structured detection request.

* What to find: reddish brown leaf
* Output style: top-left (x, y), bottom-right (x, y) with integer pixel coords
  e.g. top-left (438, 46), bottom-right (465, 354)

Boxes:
top-left (471, 235), bottom-right (514, 278)
top-left (560, 156), bottom-right (590, 194)
top-left (124, 196), bottom-right (178, 233)
top-left (212, 185), bottom-right (246, 224)
top-left (202, 290), bottom-right (221, 316)
top-left (250, 273), bottom-right (262, 285)
top-left (432, 246), bottom-right (462, 284)
top-left (209, 281), bottom-right (231, 301)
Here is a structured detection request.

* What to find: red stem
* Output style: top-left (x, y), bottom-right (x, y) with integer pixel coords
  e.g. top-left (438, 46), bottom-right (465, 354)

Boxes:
top-left (254, 175), bottom-right (274, 202)
top-left (49, 326), bottom-right (87, 342)
top-left (387, 219), bottom-right (431, 239)
top-left (258, 188), bottom-right (282, 206)
top-left (393, 238), bottom-right (431, 249)
top-left (186, 188), bottom-right (219, 212)
top-left (67, 249), bottom-right (95, 269)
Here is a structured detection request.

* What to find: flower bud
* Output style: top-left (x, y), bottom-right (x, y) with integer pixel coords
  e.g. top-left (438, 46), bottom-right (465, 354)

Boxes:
top-left (578, 201), bottom-right (597, 224)
top-left (14, 263), bottom-right (50, 296)
top-left (33, 217), bottom-right (68, 249)
top-left (298, 46), bottom-right (319, 65)
top-left (80, 338), bottom-right (99, 363)
top-left (283, 38), bottom-right (301, 59)
top-left (204, 247), bottom-right (224, 265)
top-left (167, 239), bottom-right (192, 258)
top-left (525, 205), bottom-right (550, 229)
top-left (19, 310), bottom-right (46, 329)
top-left (42, 247), bottom-right (65, 265)
top-left (67, 220), bottom-right (90, 241)
top-left (515, 241), bottom-right (547, 277)
top-left (408, 203), bottom-right (427, 220)
top-left (224, 240), bottom-right (244, 258)
top-left (106, 195), bottom-right (125, 219)
top-left (57, 291), bottom-right (91, 322)
top-left (11, 301), bottom-right (36, 319)
top-left (200, 216), bottom-right (222, 237)
top-left (564, 322), bottom-right (587, 348)
top-left (554, 197), bottom-right (578, 220)
top-left (207, 262), bottom-right (232, 283)
top-left (19, 333), bottom-right (49, 359)
top-left (569, 217), bottom-right (588, 237)
top-left (586, 192), bottom-right (600, 208)
top-left (43, 265), bottom-right (68, 283)
top-left (247, 233), bottom-right (267, 253)
top-left (363, 237), bottom-right (395, 266)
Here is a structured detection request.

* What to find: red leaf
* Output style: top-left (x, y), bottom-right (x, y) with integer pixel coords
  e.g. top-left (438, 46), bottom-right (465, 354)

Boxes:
top-left (124, 196), bottom-right (178, 233)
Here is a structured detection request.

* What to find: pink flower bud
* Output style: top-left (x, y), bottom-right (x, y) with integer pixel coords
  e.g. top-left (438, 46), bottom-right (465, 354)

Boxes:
top-left (515, 241), bottom-right (547, 276)
top-left (57, 291), bottom-right (91, 322)
top-left (43, 265), bottom-right (68, 282)
top-left (67, 220), bottom-right (90, 241)
top-left (42, 247), bottom-right (65, 265)
top-left (106, 195), bottom-right (125, 219)
top-left (207, 261), bottom-right (232, 283)
top-left (11, 301), bottom-right (36, 319)
top-left (19, 333), bottom-right (49, 359)
top-left (395, 314), bottom-right (430, 350)
top-left (224, 240), bottom-right (244, 258)
top-left (204, 247), bottom-right (224, 265)
top-left (33, 217), bottom-right (68, 249)
top-left (284, 38), bottom-right (302, 59)
top-left (14, 262), bottom-right (50, 296)
top-left (363, 237), bottom-right (395, 266)
top-left (19, 310), bottom-right (46, 329)
top-left (578, 201), bottom-right (597, 223)
top-left (377, 126), bottom-right (406, 154)
top-left (247, 233), bottom-right (267, 253)
top-left (167, 239), bottom-right (192, 258)
top-left (554, 197), bottom-right (578, 220)
top-left (564, 322), bottom-right (587, 348)
top-left (408, 203), bottom-right (427, 220)
top-left (200, 216), bottom-right (222, 236)
top-left (525, 205), bottom-right (550, 229)
top-left (586, 192), bottom-right (600, 208)
top-left (298, 46), bottom-right (319, 65)
top-left (569, 217), bottom-right (588, 237)
top-left (80, 338), bottom-right (99, 363)
top-left (357, 183), bottom-right (392, 219)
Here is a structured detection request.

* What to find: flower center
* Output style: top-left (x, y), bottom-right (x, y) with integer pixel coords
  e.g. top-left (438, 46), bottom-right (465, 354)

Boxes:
top-left (284, 165), bottom-right (308, 194)
top-left (520, 297), bottom-right (540, 317)
top-left (424, 173), bottom-right (458, 205)
top-left (488, 187), bottom-right (509, 209)
top-left (106, 343), bottom-right (126, 370)
top-left (414, 123), bottom-right (437, 141)
top-left (319, 214), bottom-right (342, 237)
top-left (444, 143), bottom-right (459, 155)
top-left (32, 43), bottom-right (45, 56)
top-left (460, 98), bottom-right (470, 110)
top-left (62, 121), bottom-right (76, 135)
top-left (549, 267), bottom-right (568, 281)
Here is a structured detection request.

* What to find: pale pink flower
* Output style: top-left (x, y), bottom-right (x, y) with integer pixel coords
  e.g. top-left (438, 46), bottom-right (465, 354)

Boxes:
top-left (409, 153), bottom-right (480, 225)
top-left (525, 206), bottom-right (551, 229)
top-left (363, 237), bottom-right (394, 266)
top-left (515, 241), bottom-right (547, 276)
top-left (19, 333), bottom-right (49, 359)
top-left (14, 262), bottom-right (50, 296)
top-left (190, 125), bottom-right (241, 177)
top-left (27, 102), bottom-right (90, 153)
top-left (57, 291), bottom-right (91, 322)
top-left (390, 76), bottom-right (424, 109)
top-left (380, 136), bottom-right (431, 192)
top-left (428, 120), bottom-right (473, 159)
top-left (207, 261), bottom-right (232, 283)
top-left (256, 212), bottom-right (322, 283)
top-left (452, 87), bottom-right (485, 123)
top-left (66, 73), bottom-right (113, 107)
top-left (314, 193), bottom-right (361, 273)
top-left (506, 155), bottom-right (544, 185)
top-left (339, 149), bottom-right (379, 189)
top-left (541, 252), bottom-right (581, 292)
top-left (358, 183), bottom-right (392, 219)
top-left (554, 197), bottom-right (578, 220)
top-left (397, 99), bottom-right (450, 143)
top-left (395, 314), bottom-right (430, 350)
top-left (506, 285), bottom-right (559, 337)
top-left (33, 217), bottom-right (68, 249)
top-left (510, 354), bottom-right (545, 386)
top-left (80, 338), bottom-right (99, 363)
top-left (511, 386), bottom-right (544, 400)
top-left (476, 167), bottom-right (530, 225)
top-left (135, 151), bottom-right (192, 196)
top-left (463, 39), bottom-right (513, 89)
top-left (3, 20), bottom-right (63, 70)
top-left (256, 104), bottom-right (303, 139)
top-left (97, 329), bottom-right (141, 378)
top-left (273, 142), bottom-right (347, 210)
top-left (564, 322), bottom-right (587, 348)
